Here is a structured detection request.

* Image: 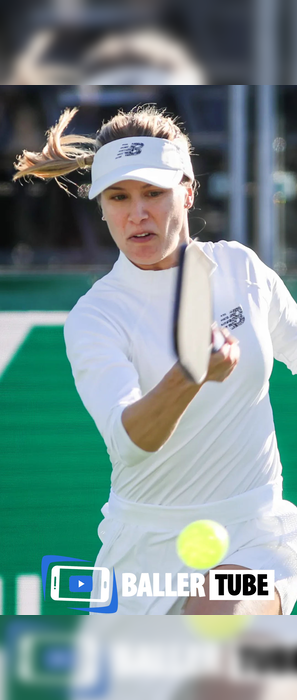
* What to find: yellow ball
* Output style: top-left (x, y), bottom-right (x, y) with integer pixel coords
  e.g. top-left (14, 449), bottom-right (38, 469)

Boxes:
top-left (186, 615), bottom-right (251, 640)
top-left (176, 519), bottom-right (229, 569)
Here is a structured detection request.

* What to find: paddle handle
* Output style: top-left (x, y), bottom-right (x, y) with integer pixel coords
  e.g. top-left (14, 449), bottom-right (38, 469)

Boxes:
top-left (211, 327), bottom-right (225, 353)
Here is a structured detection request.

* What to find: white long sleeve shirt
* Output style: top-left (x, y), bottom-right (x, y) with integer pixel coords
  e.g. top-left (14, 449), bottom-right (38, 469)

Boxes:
top-left (64, 240), bottom-right (297, 506)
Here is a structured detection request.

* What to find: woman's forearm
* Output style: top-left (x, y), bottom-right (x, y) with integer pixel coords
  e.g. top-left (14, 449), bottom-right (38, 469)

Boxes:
top-left (121, 331), bottom-right (240, 452)
top-left (121, 362), bottom-right (202, 452)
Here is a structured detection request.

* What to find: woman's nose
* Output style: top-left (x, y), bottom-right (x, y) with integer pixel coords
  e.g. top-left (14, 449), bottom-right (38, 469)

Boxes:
top-left (128, 199), bottom-right (149, 223)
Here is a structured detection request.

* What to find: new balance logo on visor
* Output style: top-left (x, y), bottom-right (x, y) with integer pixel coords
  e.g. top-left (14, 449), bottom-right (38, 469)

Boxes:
top-left (115, 142), bottom-right (145, 159)
top-left (220, 306), bottom-right (245, 330)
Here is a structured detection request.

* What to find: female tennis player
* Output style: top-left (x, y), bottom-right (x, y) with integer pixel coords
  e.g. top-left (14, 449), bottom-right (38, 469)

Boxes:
top-left (13, 105), bottom-right (297, 615)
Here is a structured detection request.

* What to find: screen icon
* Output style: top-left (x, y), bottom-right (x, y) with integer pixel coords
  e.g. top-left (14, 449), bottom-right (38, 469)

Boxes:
top-left (50, 566), bottom-right (110, 603)
top-left (42, 555), bottom-right (118, 612)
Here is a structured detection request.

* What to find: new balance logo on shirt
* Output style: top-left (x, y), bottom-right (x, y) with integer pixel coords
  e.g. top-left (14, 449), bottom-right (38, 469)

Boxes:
top-left (115, 143), bottom-right (144, 159)
top-left (220, 306), bottom-right (245, 330)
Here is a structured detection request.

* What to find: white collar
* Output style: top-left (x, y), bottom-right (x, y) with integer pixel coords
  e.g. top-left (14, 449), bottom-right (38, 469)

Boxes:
top-left (110, 242), bottom-right (217, 294)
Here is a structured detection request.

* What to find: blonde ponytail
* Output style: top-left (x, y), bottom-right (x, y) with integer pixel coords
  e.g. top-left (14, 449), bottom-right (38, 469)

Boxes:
top-left (13, 108), bottom-right (96, 195)
top-left (13, 104), bottom-right (197, 197)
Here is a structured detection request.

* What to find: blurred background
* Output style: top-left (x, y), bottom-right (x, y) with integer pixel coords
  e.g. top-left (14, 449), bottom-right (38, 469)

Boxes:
top-left (1, 84), bottom-right (297, 615)
top-left (2, 0), bottom-right (297, 85)
top-left (2, 84), bottom-right (297, 272)
top-left (2, 615), bottom-right (297, 699)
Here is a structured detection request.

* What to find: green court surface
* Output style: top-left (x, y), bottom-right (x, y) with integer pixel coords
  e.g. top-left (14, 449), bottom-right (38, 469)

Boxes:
top-left (1, 275), bottom-right (297, 615)
top-left (0, 326), bottom-right (110, 614)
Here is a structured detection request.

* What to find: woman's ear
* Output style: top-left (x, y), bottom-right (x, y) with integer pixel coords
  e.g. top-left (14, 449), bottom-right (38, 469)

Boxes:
top-left (185, 185), bottom-right (194, 209)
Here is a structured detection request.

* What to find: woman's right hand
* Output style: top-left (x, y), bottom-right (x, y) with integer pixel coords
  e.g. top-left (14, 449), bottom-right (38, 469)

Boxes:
top-left (202, 328), bottom-right (240, 384)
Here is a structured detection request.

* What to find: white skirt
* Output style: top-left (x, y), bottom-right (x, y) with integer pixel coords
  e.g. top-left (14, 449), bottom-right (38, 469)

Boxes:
top-left (90, 479), bottom-right (297, 615)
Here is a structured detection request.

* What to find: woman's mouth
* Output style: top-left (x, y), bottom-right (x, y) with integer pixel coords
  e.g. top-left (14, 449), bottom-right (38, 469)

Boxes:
top-left (129, 233), bottom-right (155, 241)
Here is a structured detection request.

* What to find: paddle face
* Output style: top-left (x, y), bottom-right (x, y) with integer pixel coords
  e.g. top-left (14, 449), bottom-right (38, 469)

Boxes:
top-left (173, 242), bottom-right (224, 384)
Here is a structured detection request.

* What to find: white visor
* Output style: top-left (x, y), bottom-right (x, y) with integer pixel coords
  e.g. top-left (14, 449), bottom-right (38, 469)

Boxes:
top-left (88, 136), bottom-right (194, 199)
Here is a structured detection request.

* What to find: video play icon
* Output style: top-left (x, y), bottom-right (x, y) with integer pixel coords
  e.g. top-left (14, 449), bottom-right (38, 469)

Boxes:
top-left (69, 575), bottom-right (93, 593)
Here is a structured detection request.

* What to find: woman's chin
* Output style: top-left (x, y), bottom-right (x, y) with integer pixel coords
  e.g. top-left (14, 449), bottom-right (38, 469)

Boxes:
top-left (128, 249), bottom-right (178, 271)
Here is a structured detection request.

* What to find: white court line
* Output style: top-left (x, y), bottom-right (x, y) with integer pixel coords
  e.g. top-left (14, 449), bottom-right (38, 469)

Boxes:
top-left (16, 575), bottom-right (42, 615)
top-left (0, 312), bottom-right (68, 378)
top-left (0, 649), bottom-right (5, 700)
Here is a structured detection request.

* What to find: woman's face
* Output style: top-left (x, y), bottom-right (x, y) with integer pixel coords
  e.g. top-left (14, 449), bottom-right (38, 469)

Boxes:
top-left (100, 179), bottom-right (194, 270)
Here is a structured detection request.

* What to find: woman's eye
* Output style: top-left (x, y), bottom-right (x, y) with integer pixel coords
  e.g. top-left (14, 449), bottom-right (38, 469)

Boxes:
top-left (111, 191), bottom-right (163, 201)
